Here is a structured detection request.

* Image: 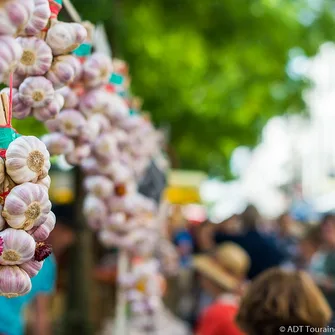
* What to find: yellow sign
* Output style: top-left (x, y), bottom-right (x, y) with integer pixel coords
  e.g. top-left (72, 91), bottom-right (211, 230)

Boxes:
top-left (164, 186), bottom-right (201, 204)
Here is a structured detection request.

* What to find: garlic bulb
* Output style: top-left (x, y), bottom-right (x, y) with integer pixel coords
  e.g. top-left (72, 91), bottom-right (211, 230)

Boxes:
top-left (0, 0), bottom-right (34, 36)
top-left (20, 259), bottom-right (43, 278)
top-left (79, 89), bottom-right (110, 118)
top-left (19, 76), bottom-right (54, 108)
top-left (80, 116), bottom-right (101, 143)
top-left (7, 88), bottom-right (31, 119)
top-left (33, 92), bottom-right (64, 121)
top-left (42, 132), bottom-right (74, 156)
top-left (16, 37), bottom-right (52, 76)
top-left (83, 53), bottom-right (113, 88)
top-left (105, 212), bottom-right (127, 231)
top-left (94, 134), bottom-right (119, 161)
top-left (44, 118), bottom-right (60, 132)
top-left (98, 229), bottom-right (120, 248)
top-left (3, 183), bottom-right (51, 230)
top-left (28, 211), bottom-right (55, 242)
top-left (81, 157), bottom-right (99, 175)
top-left (36, 175), bottom-right (51, 189)
top-left (0, 228), bottom-right (35, 265)
top-left (0, 205), bottom-right (5, 231)
top-left (3, 72), bottom-right (26, 89)
top-left (46, 21), bottom-right (87, 56)
top-left (57, 86), bottom-right (79, 109)
top-left (65, 144), bottom-right (90, 166)
top-left (104, 93), bottom-right (129, 122)
top-left (46, 55), bottom-right (79, 89)
top-left (84, 176), bottom-right (114, 199)
top-left (57, 109), bottom-right (86, 137)
top-left (83, 195), bottom-right (107, 231)
top-left (0, 265), bottom-right (32, 298)
top-left (0, 36), bottom-right (23, 82)
top-left (6, 135), bottom-right (51, 184)
top-left (24, 0), bottom-right (50, 36)
top-left (0, 157), bottom-right (5, 186)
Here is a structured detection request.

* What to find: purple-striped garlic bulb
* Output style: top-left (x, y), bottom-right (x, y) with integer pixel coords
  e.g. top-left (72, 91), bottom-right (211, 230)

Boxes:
top-left (104, 93), bottom-right (129, 122)
top-left (28, 211), bottom-right (55, 242)
top-left (0, 265), bottom-right (32, 298)
top-left (36, 175), bottom-right (51, 189)
top-left (24, 0), bottom-right (50, 36)
top-left (83, 195), bottom-right (107, 231)
top-left (46, 55), bottom-right (81, 89)
top-left (81, 157), bottom-right (99, 175)
top-left (57, 109), bottom-right (86, 137)
top-left (16, 37), bottom-right (52, 76)
top-left (42, 132), bottom-right (74, 156)
top-left (33, 92), bottom-right (64, 121)
top-left (80, 116), bottom-right (102, 143)
top-left (56, 86), bottom-right (79, 109)
top-left (0, 229), bottom-right (35, 265)
top-left (3, 72), bottom-right (26, 89)
top-left (6, 136), bottom-right (51, 184)
top-left (3, 182), bottom-right (51, 230)
top-left (83, 53), bottom-right (113, 88)
top-left (79, 89), bottom-right (110, 118)
top-left (0, 0), bottom-right (34, 36)
top-left (19, 76), bottom-right (54, 108)
top-left (84, 176), bottom-right (114, 199)
top-left (0, 36), bottom-right (23, 82)
top-left (65, 143), bottom-right (91, 166)
top-left (44, 118), bottom-right (60, 132)
top-left (93, 133), bottom-right (119, 161)
top-left (46, 21), bottom-right (87, 56)
top-left (19, 259), bottom-right (43, 278)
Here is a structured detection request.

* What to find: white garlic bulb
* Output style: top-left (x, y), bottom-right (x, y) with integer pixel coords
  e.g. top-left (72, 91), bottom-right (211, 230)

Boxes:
top-left (46, 21), bottom-right (87, 56)
top-left (65, 144), bottom-right (91, 166)
top-left (56, 86), bottom-right (79, 109)
top-left (104, 93), bottom-right (129, 122)
top-left (42, 132), bottom-right (74, 156)
top-left (33, 92), bottom-right (64, 121)
top-left (80, 116), bottom-right (101, 143)
top-left (36, 175), bottom-right (51, 189)
top-left (57, 109), bottom-right (86, 137)
top-left (84, 176), bottom-right (114, 199)
top-left (0, 157), bottom-right (5, 186)
top-left (16, 37), bottom-right (52, 76)
top-left (3, 182), bottom-right (51, 230)
top-left (28, 211), bottom-right (55, 242)
top-left (93, 134), bottom-right (119, 161)
top-left (0, 228), bottom-right (35, 265)
top-left (24, 0), bottom-right (50, 36)
top-left (46, 55), bottom-right (79, 89)
top-left (20, 259), bottom-right (43, 278)
top-left (6, 135), bottom-right (51, 184)
top-left (83, 195), bottom-right (107, 231)
top-left (0, 0), bottom-right (34, 36)
top-left (0, 265), bottom-right (32, 298)
top-left (0, 36), bottom-right (23, 83)
top-left (83, 52), bottom-right (113, 88)
top-left (19, 76), bottom-right (54, 108)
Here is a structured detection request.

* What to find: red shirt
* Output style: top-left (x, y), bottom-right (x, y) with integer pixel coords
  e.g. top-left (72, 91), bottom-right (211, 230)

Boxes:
top-left (196, 295), bottom-right (244, 335)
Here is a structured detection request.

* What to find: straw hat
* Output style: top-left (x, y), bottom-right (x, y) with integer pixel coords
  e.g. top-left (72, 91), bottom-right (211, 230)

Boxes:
top-left (193, 242), bottom-right (250, 290)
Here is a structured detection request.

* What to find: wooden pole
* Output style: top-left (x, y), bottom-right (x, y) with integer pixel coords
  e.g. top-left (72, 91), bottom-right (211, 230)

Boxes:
top-left (62, 167), bottom-right (93, 335)
top-left (114, 250), bottom-right (129, 335)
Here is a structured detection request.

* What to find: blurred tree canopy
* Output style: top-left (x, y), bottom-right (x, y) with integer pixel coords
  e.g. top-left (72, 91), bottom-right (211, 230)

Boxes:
top-left (25, 0), bottom-right (335, 176)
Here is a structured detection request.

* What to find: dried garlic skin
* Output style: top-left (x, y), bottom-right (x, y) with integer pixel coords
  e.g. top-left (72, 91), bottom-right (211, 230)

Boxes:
top-left (3, 182), bottom-right (51, 230)
top-left (0, 228), bottom-right (35, 265)
top-left (6, 136), bottom-right (51, 184)
top-left (0, 265), bottom-right (32, 298)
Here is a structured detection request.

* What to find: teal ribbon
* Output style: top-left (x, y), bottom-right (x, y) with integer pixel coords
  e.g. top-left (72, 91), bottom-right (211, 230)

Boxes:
top-left (109, 73), bottom-right (124, 86)
top-left (0, 128), bottom-right (21, 150)
top-left (54, 0), bottom-right (62, 4)
top-left (73, 43), bottom-right (92, 57)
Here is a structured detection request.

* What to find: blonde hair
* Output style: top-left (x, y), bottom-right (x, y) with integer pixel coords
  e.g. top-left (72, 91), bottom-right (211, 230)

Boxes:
top-left (236, 268), bottom-right (331, 335)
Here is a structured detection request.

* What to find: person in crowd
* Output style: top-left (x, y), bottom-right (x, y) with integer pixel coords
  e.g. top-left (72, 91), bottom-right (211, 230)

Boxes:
top-left (280, 226), bottom-right (321, 271)
top-left (236, 268), bottom-right (331, 335)
top-left (194, 242), bottom-right (250, 335)
top-left (0, 205), bottom-right (75, 335)
top-left (215, 205), bottom-right (285, 279)
top-left (274, 213), bottom-right (298, 262)
top-left (193, 221), bottom-right (215, 254)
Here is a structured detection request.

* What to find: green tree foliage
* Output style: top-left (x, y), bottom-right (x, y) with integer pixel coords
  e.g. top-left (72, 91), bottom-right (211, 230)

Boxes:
top-left (22, 0), bottom-right (335, 176)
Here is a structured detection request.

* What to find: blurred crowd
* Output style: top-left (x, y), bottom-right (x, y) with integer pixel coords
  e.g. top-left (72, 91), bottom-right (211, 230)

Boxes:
top-left (167, 204), bottom-right (335, 335)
